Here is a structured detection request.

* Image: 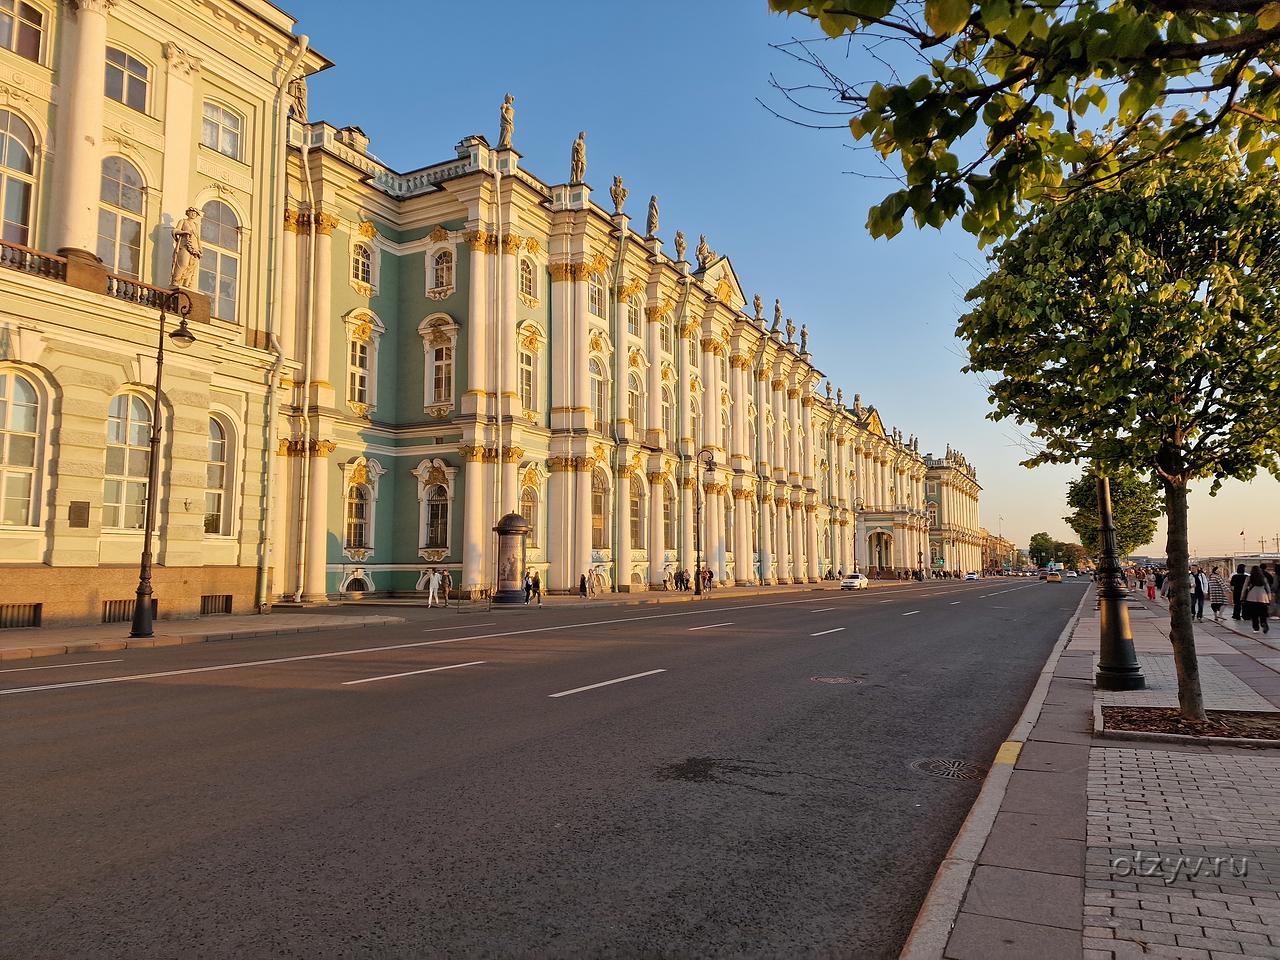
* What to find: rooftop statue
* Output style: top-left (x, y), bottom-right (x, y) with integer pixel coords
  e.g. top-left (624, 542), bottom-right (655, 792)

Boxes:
top-left (800, 323), bottom-right (808, 353)
top-left (772, 298), bottom-right (782, 333)
top-left (646, 195), bottom-right (659, 238)
top-left (570, 131), bottom-right (586, 184)
top-left (695, 234), bottom-right (711, 269)
top-left (497, 93), bottom-right (514, 149)
top-left (785, 317), bottom-right (795, 343)
top-left (674, 230), bottom-right (687, 262)
top-left (753, 293), bottom-right (763, 322)
top-left (610, 175), bottom-right (627, 215)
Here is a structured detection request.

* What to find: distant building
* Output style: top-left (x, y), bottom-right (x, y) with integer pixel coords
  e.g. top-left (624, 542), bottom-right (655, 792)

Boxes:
top-left (925, 448), bottom-right (983, 574)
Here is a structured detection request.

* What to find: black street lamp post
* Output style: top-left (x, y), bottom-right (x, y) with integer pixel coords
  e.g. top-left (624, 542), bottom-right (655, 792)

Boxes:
top-left (1094, 473), bottom-right (1146, 690)
top-left (693, 451), bottom-right (715, 597)
top-left (129, 290), bottom-right (196, 639)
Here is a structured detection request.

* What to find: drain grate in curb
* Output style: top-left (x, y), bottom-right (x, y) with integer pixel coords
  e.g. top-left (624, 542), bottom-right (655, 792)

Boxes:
top-left (908, 757), bottom-right (985, 781)
top-left (811, 676), bottom-right (863, 685)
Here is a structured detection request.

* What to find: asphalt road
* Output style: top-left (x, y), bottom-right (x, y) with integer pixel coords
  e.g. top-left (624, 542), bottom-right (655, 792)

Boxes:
top-left (2, 577), bottom-right (1089, 960)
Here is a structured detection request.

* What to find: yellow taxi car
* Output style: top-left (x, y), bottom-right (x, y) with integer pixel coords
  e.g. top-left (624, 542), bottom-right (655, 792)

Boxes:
top-left (1046, 572), bottom-right (1063, 583)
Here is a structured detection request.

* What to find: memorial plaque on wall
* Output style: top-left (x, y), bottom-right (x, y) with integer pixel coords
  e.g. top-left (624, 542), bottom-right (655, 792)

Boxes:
top-left (68, 501), bottom-right (91, 528)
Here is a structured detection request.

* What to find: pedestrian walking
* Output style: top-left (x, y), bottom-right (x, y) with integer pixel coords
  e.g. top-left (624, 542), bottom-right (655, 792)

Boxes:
top-left (1207, 566), bottom-right (1228, 622)
top-left (1230, 563), bottom-right (1248, 620)
top-left (1146, 571), bottom-right (1156, 601)
top-left (532, 570), bottom-right (542, 606)
top-left (441, 569), bottom-right (453, 607)
top-left (1244, 566), bottom-right (1273, 634)
top-left (427, 568), bottom-right (442, 608)
top-left (523, 571), bottom-right (532, 605)
top-left (1191, 567), bottom-right (1207, 620)
top-left (579, 572), bottom-right (588, 599)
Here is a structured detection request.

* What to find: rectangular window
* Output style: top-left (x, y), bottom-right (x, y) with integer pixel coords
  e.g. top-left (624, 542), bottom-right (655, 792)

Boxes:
top-left (105, 48), bottom-right (148, 112)
top-left (349, 340), bottom-right (369, 405)
top-left (519, 350), bottom-right (536, 411)
top-left (201, 103), bottom-right (242, 160)
top-left (432, 345), bottom-right (453, 403)
top-left (0, 1), bottom-right (42, 63)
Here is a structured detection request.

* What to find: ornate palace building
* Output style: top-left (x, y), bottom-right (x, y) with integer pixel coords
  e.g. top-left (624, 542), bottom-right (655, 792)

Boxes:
top-left (0, 1), bottom-right (984, 626)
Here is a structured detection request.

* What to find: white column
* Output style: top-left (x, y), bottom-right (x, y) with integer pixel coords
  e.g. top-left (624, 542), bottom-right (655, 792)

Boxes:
top-left (280, 215), bottom-right (299, 359)
top-left (733, 491), bottom-right (751, 584)
top-left (461, 453), bottom-right (487, 593)
top-left (730, 361), bottom-right (746, 463)
top-left (680, 479), bottom-right (695, 576)
top-left (548, 462), bottom-right (572, 592)
top-left (791, 502), bottom-right (805, 582)
top-left (775, 497), bottom-right (790, 582)
top-left (310, 219), bottom-right (335, 398)
top-left (759, 495), bottom-right (774, 584)
top-left (648, 474), bottom-right (665, 586)
top-left (806, 505), bottom-right (820, 581)
top-left (158, 42), bottom-right (199, 282)
top-left (575, 465), bottom-right (593, 587)
top-left (466, 236), bottom-right (490, 420)
top-left (52, 0), bottom-right (112, 254)
top-left (499, 237), bottom-right (519, 515)
top-left (616, 468), bottom-right (632, 591)
top-left (302, 451), bottom-right (328, 600)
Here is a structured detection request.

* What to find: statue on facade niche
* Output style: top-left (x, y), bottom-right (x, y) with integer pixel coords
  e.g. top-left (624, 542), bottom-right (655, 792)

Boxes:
top-left (800, 323), bottom-right (808, 353)
top-left (570, 131), bottom-right (587, 184)
top-left (753, 293), bottom-right (763, 322)
top-left (497, 93), bottom-right (515, 149)
top-left (646, 195), bottom-right (659, 238)
top-left (674, 230), bottom-right (687, 262)
top-left (170, 206), bottom-right (203, 289)
top-left (610, 175), bottom-right (627, 215)
top-left (785, 316), bottom-right (795, 343)
top-left (287, 75), bottom-right (307, 122)
top-left (695, 233), bottom-right (711, 269)
top-left (772, 298), bottom-right (782, 333)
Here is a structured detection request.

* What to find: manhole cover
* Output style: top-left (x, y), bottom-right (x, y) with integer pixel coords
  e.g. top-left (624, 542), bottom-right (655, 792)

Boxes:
top-left (908, 758), bottom-right (985, 781)
top-left (811, 676), bottom-right (863, 685)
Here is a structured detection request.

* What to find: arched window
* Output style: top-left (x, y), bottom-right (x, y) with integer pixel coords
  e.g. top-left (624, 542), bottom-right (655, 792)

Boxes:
top-left (627, 295), bottom-right (642, 337)
top-left (104, 394), bottom-right (152, 530)
top-left (663, 480), bottom-right (677, 550)
top-left (721, 406), bottom-right (731, 452)
top-left (345, 485), bottom-right (370, 550)
top-left (349, 337), bottom-right (369, 406)
top-left (351, 242), bottom-right (371, 284)
top-left (204, 417), bottom-right (230, 535)
top-left (927, 503), bottom-right (938, 527)
top-left (97, 156), bottom-right (144, 278)
top-left (0, 2), bottom-right (42, 62)
top-left (520, 486), bottom-right (538, 547)
top-left (630, 475), bottom-right (645, 549)
top-left (661, 386), bottom-right (675, 442)
top-left (518, 348), bottom-right (536, 411)
top-left (519, 258), bottom-right (535, 299)
top-left (747, 416), bottom-right (757, 463)
top-left (431, 343), bottom-right (453, 403)
top-left (423, 484), bottom-right (448, 548)
top-left (0, 110), bottom-right (36, 244)
top-left (199, 200), bottom-right (239, 322)
top-left (591, 468), bottom-right (609, 549)
top-left (589, 357), bottom-right (607, 432)
top-left (588, 272), bottom-right (605, 317)
top-left (0, 370), bottom-right (38, 526)
top-left (201, 102), bottom-right (242, 159)
top-left (627, 373), bottom-right (643, 429)
top-left (660, 315), bottom-right (673, 353)
top-left (105, 47), bottom-right (148, 112)
top-left (432, 249), bottom-right (453, 291)
top-left (687, 334), bottom-right (697, 369)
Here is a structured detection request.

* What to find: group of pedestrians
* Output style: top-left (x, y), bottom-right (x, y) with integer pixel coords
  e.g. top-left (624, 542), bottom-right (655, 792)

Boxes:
top-left (1152, 562), bottom-right (1276, 633)
top-left (667, 568), bottom-right (713, 591)
top-left (423, 568), bottom-right (452, 608)
top-left (521, 570), bottom-right (543, 605)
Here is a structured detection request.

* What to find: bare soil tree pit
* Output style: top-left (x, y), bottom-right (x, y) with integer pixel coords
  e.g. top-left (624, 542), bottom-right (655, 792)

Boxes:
top-left (1103, 706), bottom-right (1280, 741)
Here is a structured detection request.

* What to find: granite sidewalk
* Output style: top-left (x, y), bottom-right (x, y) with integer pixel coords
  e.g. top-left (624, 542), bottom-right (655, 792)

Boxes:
top-left (904, 589), bottom-right (1280, 960)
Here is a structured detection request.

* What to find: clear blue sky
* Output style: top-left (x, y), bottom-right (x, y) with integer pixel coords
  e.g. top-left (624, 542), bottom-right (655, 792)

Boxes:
top-left (294, 0), bottom-right (1279, 558)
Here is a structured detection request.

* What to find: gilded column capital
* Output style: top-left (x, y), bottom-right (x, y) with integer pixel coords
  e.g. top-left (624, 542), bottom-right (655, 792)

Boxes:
top-left (547, 456), bottom-right (574, 473)
top-left (501, 233), bottom-right (523, 255)
top-left (771, 379), bottom-right (785, 392)
top-left (311, 439), bottom-right (336, 458)
top-left (162, 41), bottom-right (202, 77)
top-left (549, 261), bottom-right (574, 282)
top-left (501, 445), bottom-right (525, 463)
top-left (729, 354), bottom-right (751, 370)
top-left (283, 208), bottom-right (302, 233)
top-left (646, 470), bottom-right (669, 484)
top-left (313, 213), bottom-right (339, 236)
top-left (800, 396), bottom-right (815, 407)
top-left (464, 229), bottom-right (499, 253)
top-left (459, 444), bottom-right (486, 462)
top-left (573, 455), bottom-right (598, 471)
top-left (787, 388), bottom-right (801, 400)
top-left (679, 476), bottom-right (696, 490)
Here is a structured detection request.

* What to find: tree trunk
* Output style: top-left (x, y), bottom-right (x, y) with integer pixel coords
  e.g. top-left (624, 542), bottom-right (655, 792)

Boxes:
top-left (1162, 479), bottom-right (1205, 721)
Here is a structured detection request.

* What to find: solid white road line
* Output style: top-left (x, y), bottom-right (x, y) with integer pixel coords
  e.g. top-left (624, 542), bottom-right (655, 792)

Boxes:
top-left (950, 601), bottom-right (962, 605)
top-left (688, 622), bottom-right (734, 631)
top-left (903, 611), bottom-right (920, 617)
top-left (343, 660), bottom-right (485, 686)
top-left (0, 659), bottom-right (124, 674)
top-left (548, 669), bottom-right (666, 699)
top-left (423, 621), bottom-right (494, 632)
top-left (810, 627), bottom-right (846, 637)
top-left (879, 599), bottom-right (894, 603)
top-left (810, 607), bottom-right (839, 612)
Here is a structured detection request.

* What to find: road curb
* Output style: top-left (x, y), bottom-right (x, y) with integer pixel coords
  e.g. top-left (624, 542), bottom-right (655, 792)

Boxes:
top-left (898, 584), bottom-right (1093, 960)
top-left (0, 615), bottom-right (406, 662)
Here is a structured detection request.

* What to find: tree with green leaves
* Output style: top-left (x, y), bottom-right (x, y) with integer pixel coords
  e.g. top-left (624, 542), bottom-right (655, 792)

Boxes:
top-left (1028, 531), bottom-right (1056, 566)
top-left (1065, 467), bottom-right (1163, 559)
top-left (959, 151), bottom-right (1280, 720)
top-left (1054, 541), bottom-right (1090, 570)
top-left (767, 0), bottom-right (1280, 244)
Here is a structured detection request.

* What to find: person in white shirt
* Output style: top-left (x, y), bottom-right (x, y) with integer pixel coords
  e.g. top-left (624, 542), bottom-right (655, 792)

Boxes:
top-left (427, 569), bottom-right (442, 608)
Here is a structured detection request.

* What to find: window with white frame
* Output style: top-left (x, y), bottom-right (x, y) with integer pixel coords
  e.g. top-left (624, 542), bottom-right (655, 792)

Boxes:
top-left (105, 47), bottom-right (148, 112)
top-left (687, 334), bottom-right (697, 369)
top-left (589, 357), bottom-right (608, 432)
top-left (660, 316), bottom-right (673, 353)
top-left (661, 386), bottom-right (674, 442)
top-left (630, 475), bottom-right (645, 549)
top-left (431, 344), bottom-right (453, 404)
top-left (344, 485), bottom-right (370, 550)
top-left (627, 373), bottom-right (644, 429)
top-left (519, 258), bottom-right (535, 300)
top-left (423, 484), bottom-right (448, 548)
top-left (0, 109), bottom-right (36, 245)
top-left (199, 200), bottom-right (239, 322)
top-left (627, 295), bottom-right (642, 337)
top-left (0, 0), bottom-right (42, 63)
top-left (201, 102), bottom-right (242, 160)
top-left (351, 242), bottom-right (372, 285)
top-left (349, 338), bottom-right (369, 406)
top-left (591, 468), bottom-right (609, 549)
top-left (518, 348), bottom-right (536, 412)
top-left (104, 394), bottom-right (152, 530)
top-left (663, 481), bottom-right (677, 550)
top-left (927, 503), bottom-right (938, 526)
top-left (432, 249), bottom-right (453, 291)
top-left (588, 272), bottom-right (605, 317)
top-left (205, 416), bottom-right (231, 535)
top-left (520, 486), bottom-right (538, 548)
top-left (0, 369), bottom-right (38, 526)
top-left (97, 156), bottom-right (144, 278)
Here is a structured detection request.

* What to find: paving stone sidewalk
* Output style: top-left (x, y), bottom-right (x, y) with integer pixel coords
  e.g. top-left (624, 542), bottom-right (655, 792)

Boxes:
top-left (930, 594), bottom-right (1280, 960)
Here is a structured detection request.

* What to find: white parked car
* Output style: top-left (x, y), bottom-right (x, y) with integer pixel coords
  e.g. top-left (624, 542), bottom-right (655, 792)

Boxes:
top-left (840, 573), bottom-right (870, 590)
top-left (964, 572), bottom-right (979, 581)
